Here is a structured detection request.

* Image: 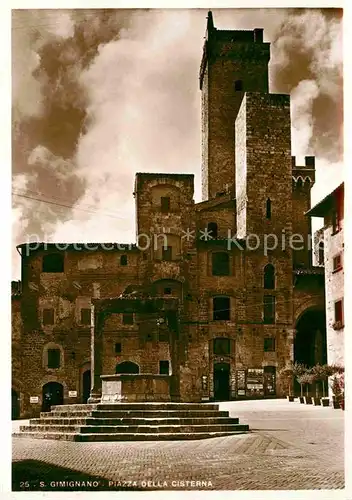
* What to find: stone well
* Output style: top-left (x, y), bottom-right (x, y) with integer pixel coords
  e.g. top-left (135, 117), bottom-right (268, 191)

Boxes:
top-left (101, 374), bottom-right (171, 402)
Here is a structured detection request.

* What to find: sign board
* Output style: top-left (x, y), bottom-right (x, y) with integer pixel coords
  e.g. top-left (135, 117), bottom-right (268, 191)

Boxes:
top-left (69, 391), bottom-right (77, 398)
top-left (236, 370), bottom-right (246, 396)
top-left (30, 396), bottom-right (39, 404)
top-left (246, 368), bottom-right (264, 396)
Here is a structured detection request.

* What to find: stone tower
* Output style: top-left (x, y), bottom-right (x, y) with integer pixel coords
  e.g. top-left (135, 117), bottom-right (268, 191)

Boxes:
top-left (200, 11), bottom-right (270, 201)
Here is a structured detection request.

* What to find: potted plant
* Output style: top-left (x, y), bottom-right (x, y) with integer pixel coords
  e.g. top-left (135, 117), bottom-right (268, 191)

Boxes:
top-left (291, 362), bottom-right (306, 403)
top-left (278, 364), bottom-right (295, 401)
top-left (297, 372), bottom-right (314, 404)
top-left (338, 373), bottom-right (344, 410)
top-left (311, 364), bottom-right (334, 406)
top-left (330, 375), bottom-right (343, 409)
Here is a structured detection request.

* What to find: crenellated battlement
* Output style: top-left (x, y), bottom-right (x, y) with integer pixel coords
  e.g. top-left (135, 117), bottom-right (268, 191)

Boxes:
top-left (292, 156), bottom-right (315, 186)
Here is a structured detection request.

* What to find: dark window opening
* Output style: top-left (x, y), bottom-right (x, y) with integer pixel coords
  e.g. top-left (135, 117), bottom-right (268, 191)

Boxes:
top-left (47, 348), bottom-right (60, 369)
top-left (115, 342), bottom-right (122, 354)
top-left (207, 222), bottom-right (218, 238)
top-left (334, 300), bottom-right (343, 323)
top-left (122, 313), bottom-right (134, 325)
top-left (213, 297), bottom-right (230, 321)
top-left (318, 242), bottom-right (324, 266)
top-left (213, 337), bottom-right (231, 355)
top-left (115, 361), bottom-right (139, 374)
top-left (161, 196), bottom-right (170, 213)
top-left (164, 287), bottom-right (172, 295)
top-left (162, 246), bottom-right (172, 261)
top-left (80, 308), bottom-right (91, 325)
top-left (159, 360), bottom-right (170, 375)
top-left (333, 254), bottom-right (342, 272)
top-left (264, 264), bottom-right (275, 289)
top-left (120, 255), bottom-right (128, 266)
top-left (42, 253), bottom-right (64, 273)
top-left (264, 337), bottom-right (276, 352)
top-left (263, 295), bottom-right (275, 324)
top-left (212, 252), bottom-right (230, 276)
top-left (234, 80), bottom-right (243, 91)
top-left (43, 308), bottom-right (54, 325)
top-left (266, 198), bottom-right (272, 219)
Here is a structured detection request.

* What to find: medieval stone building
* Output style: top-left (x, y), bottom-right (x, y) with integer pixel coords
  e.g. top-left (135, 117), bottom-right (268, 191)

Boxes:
top-left (12, 12), bottom-right (326, 418)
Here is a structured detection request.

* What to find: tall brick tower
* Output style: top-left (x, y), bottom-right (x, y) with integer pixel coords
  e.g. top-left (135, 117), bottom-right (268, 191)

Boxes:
top-left (200, 11), bottom-right (270, 201)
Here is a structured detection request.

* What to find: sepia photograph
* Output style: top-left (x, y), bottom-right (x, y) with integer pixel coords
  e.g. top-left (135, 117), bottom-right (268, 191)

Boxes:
top-left (11, 6), bottom-right (344, 494)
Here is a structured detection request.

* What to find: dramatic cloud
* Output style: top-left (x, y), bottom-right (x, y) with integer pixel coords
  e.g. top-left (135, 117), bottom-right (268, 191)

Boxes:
top-left (12, 8), bottom-right (343, 279)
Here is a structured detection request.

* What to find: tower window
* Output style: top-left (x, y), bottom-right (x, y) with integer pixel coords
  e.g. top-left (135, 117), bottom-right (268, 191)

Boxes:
top-left (122, 313), bottom-right (134, 325)
top-left (42, 253), bottom-right (64, 273)
top-left (264, 264), bottom-right (275, 289)
top-left (159, 360), bottom-right (170, 375)
top-left (115, 342), bottom-right (122, 354)
top-left (43, 308), bottom-right (54, 326)
top-left (333, 254), bottom-right (342, 272)
top-left (212, 252), bottom-right (230, 276)
top-left (47, 349), bottom-right (60, 369)
top-left (120, 255), bottom-right (128, 266)
top-left (266, 198), bottom-right (272, 219)
top-left (264, 337), bottom-right (276, 352)
top-left (318, 242), bottom-right (324, 266)
top-left (162, 246), bottom-right (172, 261)
top-left (207, 222), bottom-right (218, 238)
top-left (80, 308), bottom-right (91, 325)
top-left (213, 296), bottom-right (230, 321)
top-left (161, 197), bottom-right (170, 212)
top-left (234, 80), bottom-right (243, 91)
top-left (334, 300), bottom-right (343, 323)
top-left (263, 295), bottom-right (275, 324)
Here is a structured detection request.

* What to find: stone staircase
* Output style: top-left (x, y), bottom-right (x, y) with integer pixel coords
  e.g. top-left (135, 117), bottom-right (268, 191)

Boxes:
top-left (13, 402), bottom-right (249, 441)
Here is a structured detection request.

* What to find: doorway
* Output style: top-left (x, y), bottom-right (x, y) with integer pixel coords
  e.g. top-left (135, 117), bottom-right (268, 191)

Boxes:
top-left (42, 382), bottom-right (64, 412)
top-left (82, 370), bottom-right (91, 403)
top-left (213, 362), bottom-right (230, 401)
top-left (12, 389), bottom-right (20, 420)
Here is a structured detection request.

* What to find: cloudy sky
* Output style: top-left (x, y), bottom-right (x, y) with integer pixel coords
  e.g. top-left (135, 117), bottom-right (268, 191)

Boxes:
top-left (12, 8), bottom-right (343, 279)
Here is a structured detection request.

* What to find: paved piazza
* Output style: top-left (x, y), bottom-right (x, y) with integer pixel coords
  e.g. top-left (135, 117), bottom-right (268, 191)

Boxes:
top-left (12, 399), bottom-right (344, 491)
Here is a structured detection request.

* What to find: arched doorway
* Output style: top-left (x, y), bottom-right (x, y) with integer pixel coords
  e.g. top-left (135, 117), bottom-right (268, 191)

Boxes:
top-left (294, 308), bottom-right (326, 393)
top-left (213, 362), bottom-right (230, 401)
top-left (82, 370), bottom-right (91, 403)
top-left (12, 389), bottom-right (20, 420)
top-left (115, 361), bottom-right (140, 374)
top-left (42, 382), bottom-right (64, 412)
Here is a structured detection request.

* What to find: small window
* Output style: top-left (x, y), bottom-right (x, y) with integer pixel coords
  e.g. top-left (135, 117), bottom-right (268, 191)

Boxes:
top-left (122, 313), bottom-right (134, 325)
top-left (207, 222), bottom-right (218, 239)
top-left (164, 287), bottom-right (172, 295)
top-left (213, 338), bottom-right (231, 355)
top-left (264, 337), bottom-right (276, 352)
top-left (264, 264), bottom-right (275, 289)
top-left (115, 342), bottom-right (122, 354)
top-left (159, 360), bottom-right (170, 375)
top-left (120, 255), bottom-right (128, 266)
top-left (47, 348), bottom-right (60, 369)
top-left (234, 80), bottom-right (243, 91)
top-left (80, 308), bottom-right (91, 325)
top-left (333, 254), bottom-right (342, 272)
top-left (266, 198), bottom-right (272, 219)
top-left (318, 241), bottom-right (324, 266)
top-left (213, 296), bottom-right (230, 321)
top-left (263, 295), bottom-right (275, 324)
top-left (161, 197), bottom-right (170, 213)
top-left (212, 252), bottom-right (230, 276)
top-left (43, 308), bottom-right (54, 325)
top-left (162, 246), bottom-right (172, 261)
top-left (334, 300), bottom-right (343, 323)
top-left (42, 253), bottom-right (64, 273)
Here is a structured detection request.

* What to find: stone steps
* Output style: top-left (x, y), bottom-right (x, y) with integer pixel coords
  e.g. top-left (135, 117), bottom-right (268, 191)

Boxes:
top-left (14, 402), bottom-right (249, 441)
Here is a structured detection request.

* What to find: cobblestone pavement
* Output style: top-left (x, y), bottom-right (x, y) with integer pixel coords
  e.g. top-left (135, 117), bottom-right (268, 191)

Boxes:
top-left (12, 399), bottom-right (345, 491)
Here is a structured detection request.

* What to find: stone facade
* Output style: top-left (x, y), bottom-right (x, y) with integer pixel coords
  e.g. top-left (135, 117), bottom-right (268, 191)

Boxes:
top-left (12, 12), bottom-right (326, 417)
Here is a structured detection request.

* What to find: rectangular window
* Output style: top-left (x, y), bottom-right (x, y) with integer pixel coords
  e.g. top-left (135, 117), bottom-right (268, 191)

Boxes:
top-left (162, 246), bottom-right (172, 261)
top-left (333, 254), bottom-right (342, 272)
top-left (334, 300), bottom-right (343, 323)
top-left (47, 349), bottom-right (60, 369)
top-left (213, 297), bottom-right (230, 321)
top-left (213, 338), bottom-right (231, 355)
top-left (122, 313), bottom-right (134, 325)
top-left (264, 337), bottom-right (276, 352)
top-left (80, 308), bottom-right (91, 325)
top-left (263, 295), bottom-right (275, 324)
top-left (161, 197), bottom-right (170, 213)
top-left (212, 252), bottom-right (230, 276)
top-left (43, 308), bottom-right (54, 325)
top-left (159, 360), bottom-right (170, 375)
top-left (115, 342), bottom-right (122, 354)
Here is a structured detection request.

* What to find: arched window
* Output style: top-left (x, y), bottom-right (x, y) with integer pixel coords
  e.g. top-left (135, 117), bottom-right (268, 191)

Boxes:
top-left (120, 255), bottom-right (128, 266)
top-left (212, 252), bottom-right (230, 276)
top-left (266, 198), bottom-right (272, 219)
top-left (318, 241), bottom-right (324, 266)
top-left (115, 361), bottom-right (140, 374)
top-left (207, 222), bottom-right (218, 239)
top-left (264, 264), bottom-right (275, 289)
top-left (42, 253), bottom-right (64, 273)
top-left (234, 80), bottom-right (243, 91)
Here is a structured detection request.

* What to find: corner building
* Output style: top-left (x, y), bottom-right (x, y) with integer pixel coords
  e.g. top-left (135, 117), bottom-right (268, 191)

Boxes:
top-left (12, 13), bottom-right (326, 418)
